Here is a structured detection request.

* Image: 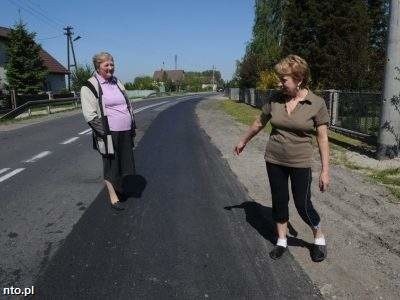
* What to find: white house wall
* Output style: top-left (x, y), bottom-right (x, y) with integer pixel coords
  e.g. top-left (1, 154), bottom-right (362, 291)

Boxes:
top-left (0, 40), bottom-right (7, 90)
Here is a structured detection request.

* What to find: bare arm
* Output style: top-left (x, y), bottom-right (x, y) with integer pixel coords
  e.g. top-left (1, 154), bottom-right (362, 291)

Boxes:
top-left (234, 116), bottom-right (266, 155)
top-left (316, 124), bottom-right (330, 191)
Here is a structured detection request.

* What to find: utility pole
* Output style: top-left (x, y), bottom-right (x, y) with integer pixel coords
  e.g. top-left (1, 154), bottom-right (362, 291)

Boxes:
top-left (212, 65), bottom-right (215, 91)
top-left (63, 26), bottom-right (78, 91)
top-left (377, 0), bottom-right (400, 159)
top-left (174, 55), bottom-right (177, 70)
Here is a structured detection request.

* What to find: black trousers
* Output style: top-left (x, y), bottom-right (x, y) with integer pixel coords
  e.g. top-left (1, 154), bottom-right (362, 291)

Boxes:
top-left (103, 130), bottom-right (135, 192)
top-left (266, 162), bottom-right (321, 228)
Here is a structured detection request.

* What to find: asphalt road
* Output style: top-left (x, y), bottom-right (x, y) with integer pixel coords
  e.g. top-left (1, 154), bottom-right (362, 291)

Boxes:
top-left (0, 94), bottom-right (320, 299)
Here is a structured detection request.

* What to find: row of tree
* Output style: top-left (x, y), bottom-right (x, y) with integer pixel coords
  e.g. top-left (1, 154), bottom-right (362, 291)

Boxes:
top-left (230, 0), bottom-right (389, 91)
top-left (123, 70), bottom-right (224, 92)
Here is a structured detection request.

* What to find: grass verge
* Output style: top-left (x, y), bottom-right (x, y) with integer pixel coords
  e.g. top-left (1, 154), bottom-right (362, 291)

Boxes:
top-left (216, 99), bottom-right (399, 203)
top-left (0, 105), bottom-right (79, 125)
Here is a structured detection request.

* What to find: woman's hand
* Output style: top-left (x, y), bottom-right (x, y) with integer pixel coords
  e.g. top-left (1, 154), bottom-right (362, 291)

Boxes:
top-left (319, 170), bottom-right (330, 192)
top-left (234, 140), bottom-right (246, 155)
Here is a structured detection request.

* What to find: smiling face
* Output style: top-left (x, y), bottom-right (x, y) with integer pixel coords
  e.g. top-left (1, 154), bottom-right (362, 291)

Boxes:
top-left (278, 75), bottom-right (302, 96)
top-left (98, 59), bottom-right (115, 79)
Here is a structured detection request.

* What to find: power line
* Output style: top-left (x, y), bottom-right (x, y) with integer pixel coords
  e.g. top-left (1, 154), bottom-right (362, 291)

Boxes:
top-left (21, 0), bottom-right (64, 27)
top-left (26, 0), bottom-right (66, 27)
top-left (38, 34), bottom-right (64, 41)
top-left (7, 0), bottom-right (60, 33)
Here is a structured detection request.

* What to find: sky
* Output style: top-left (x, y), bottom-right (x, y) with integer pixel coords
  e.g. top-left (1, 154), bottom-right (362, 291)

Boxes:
top-left (0, 0), bottom-right (255, 82)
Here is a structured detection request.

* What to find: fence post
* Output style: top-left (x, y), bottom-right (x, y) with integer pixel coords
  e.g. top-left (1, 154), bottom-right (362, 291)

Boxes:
top-left (250, 88), bottom-right (255, 107)
top-left (10, 89), bottom-right (17, 109)
top-left (329, 89), bottom-right (339, 126)
top-left (46, 91), bottom-right (53, 114)
top-left (72, 91), bottom-right (78, 108)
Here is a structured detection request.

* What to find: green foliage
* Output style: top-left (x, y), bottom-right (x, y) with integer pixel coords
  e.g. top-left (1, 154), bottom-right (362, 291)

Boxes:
top-left (125, 76), bottom-right (158, 91)
top-left (234, 0), bottom-right (283, 88)
top-left (182, 70), bottom-right (223, 92)
top-left (134, 76), bottom-right (155, 90)
top-left (71, 64), bottom-right (93, 92)
top-left (5, 22), bottom-right (48, 94)
top-left (249, 0), bottom-right (282, 69)
top-left (124, 82), bottom-right (136, 90)
top-left (183, 72), bottom-right (202, 91)
top-left (233, 0), bottom-right (388, 91)
top-left (257, 70), bottom-right (279, 90)
top-left (282, 0), bottom-right (385, 90)
top-left (367, 0), bottom-right (389, 90)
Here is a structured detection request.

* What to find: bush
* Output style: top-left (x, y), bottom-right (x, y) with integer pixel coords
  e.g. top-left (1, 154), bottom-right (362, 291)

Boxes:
top-left (257, 70), bottom-right (278, 90)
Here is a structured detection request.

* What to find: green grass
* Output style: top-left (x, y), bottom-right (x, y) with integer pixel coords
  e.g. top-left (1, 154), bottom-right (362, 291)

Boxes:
top-left (0, 105), bottom-right (79, 124)
top-left (370, 168), bottom-right (400, 186)
top-left (217, 98), bottom-right (400, 203)
top-left (216, 100), bottom-right (272, 132)
top-left (0, 114), bottom-right (45, 124)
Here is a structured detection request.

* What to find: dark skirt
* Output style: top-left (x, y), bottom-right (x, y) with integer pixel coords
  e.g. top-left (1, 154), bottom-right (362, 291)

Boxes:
top-left (103, 130), bottom-right (135, 191)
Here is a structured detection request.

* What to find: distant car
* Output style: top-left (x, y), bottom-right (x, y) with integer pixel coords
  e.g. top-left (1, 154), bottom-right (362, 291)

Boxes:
top-left (217, 88), bottom-right (223, 92)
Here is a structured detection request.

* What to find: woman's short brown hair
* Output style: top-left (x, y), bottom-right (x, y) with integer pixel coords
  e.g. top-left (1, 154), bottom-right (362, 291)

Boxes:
top-left (274, 54), bottom-right (310, 88)
top-left (92, 52), bottom-right (113, 71)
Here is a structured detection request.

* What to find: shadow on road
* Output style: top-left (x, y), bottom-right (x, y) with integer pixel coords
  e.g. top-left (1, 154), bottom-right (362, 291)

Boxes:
top-left (118, 174), bottom-right (147, 201)
top-left (31, 175), bottom-right (148, 298)
top-left (224, 201), bottom-right (312, 249)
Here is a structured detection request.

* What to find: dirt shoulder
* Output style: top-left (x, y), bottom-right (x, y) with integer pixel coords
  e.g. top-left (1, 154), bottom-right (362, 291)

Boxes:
top-left (196, 95), bottom-right (400, 299)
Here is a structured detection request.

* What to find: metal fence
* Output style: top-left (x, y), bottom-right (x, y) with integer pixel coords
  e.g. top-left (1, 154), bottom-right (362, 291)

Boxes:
top-left (225, 88), bottom-right (382, 142)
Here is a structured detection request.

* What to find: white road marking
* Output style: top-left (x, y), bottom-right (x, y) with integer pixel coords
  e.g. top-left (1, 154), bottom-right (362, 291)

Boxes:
top-left (0, 168), bottom-right (25, 183)
top-left (24, 151), bottom-right (52, 163)
top-left (60, 137), bottom-right (79, 145)
top-left (154, 102), bottom-right (177, 111)
top-left (133, 101), bottom-right (169, 114)
top-left (0, 168), bottom-right (11, 175)
top-left (79, 128), bottom-right (92, 135)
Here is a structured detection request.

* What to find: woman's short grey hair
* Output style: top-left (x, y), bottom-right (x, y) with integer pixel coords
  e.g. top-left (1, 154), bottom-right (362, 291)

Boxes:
top-left (92, 52), bottom-right (113, 71)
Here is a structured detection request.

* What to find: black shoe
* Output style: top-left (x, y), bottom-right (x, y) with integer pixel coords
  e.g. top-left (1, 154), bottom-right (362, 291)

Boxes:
top-left (269, 245), bottom-right (287, 260)
top-left (311, 244), bottom-right (327, 262)
top-left (110, 202), bottom-right (125, 211)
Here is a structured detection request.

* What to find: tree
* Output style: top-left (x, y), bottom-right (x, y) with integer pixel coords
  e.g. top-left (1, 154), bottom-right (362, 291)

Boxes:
top-left (367, 0), bottom-right (389, 90)
top-left (257, 70), bottom-right (279, 90)
top-left (5, 22), bottom-right (48, 94)
top-left (71, 64), bottom-right (93, 92)
top-left (132, 76), bottom-right (155, 90)
top-left (282, 0), bottom-right (381, 90)
top-left (237, 52), bottom-right (260, 88)
top-left (250, 0), bottom-right (282, 70)
top-left (281, 0), bottom-right (326, 88)
top-left (232, 0), bottom-right (283, 89)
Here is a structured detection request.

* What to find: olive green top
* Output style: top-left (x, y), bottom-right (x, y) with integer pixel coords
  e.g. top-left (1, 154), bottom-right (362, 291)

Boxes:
top-left (260, 90), bottom-right (330, 168)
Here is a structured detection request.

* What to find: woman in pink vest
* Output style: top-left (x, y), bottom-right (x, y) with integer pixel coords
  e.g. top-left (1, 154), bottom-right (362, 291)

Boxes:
top-left (81, 52), bottom-right (136, 211)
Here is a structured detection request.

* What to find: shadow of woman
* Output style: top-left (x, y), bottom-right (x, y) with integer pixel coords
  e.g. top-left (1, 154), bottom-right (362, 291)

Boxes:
top-left (224, 201), bottom-right (312, 250)
top-left (118, 174), bottom-right (147, 202)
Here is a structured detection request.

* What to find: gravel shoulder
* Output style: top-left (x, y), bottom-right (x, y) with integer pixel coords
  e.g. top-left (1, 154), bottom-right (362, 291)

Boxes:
top-left (196, 95), bottom-right (400, 299)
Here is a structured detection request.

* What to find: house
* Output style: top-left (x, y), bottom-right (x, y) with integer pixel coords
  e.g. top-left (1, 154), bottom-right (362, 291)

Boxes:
top-left (201, 83), bottom-right (217, 91)
top-left (153, 69), bottom-right (185, 83)
top-left (0, 26), bottom-right (68, 93)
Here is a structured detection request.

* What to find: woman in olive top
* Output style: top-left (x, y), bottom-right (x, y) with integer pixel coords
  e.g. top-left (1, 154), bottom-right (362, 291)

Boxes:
top-left (234, 55), bottom-right (330, 262)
